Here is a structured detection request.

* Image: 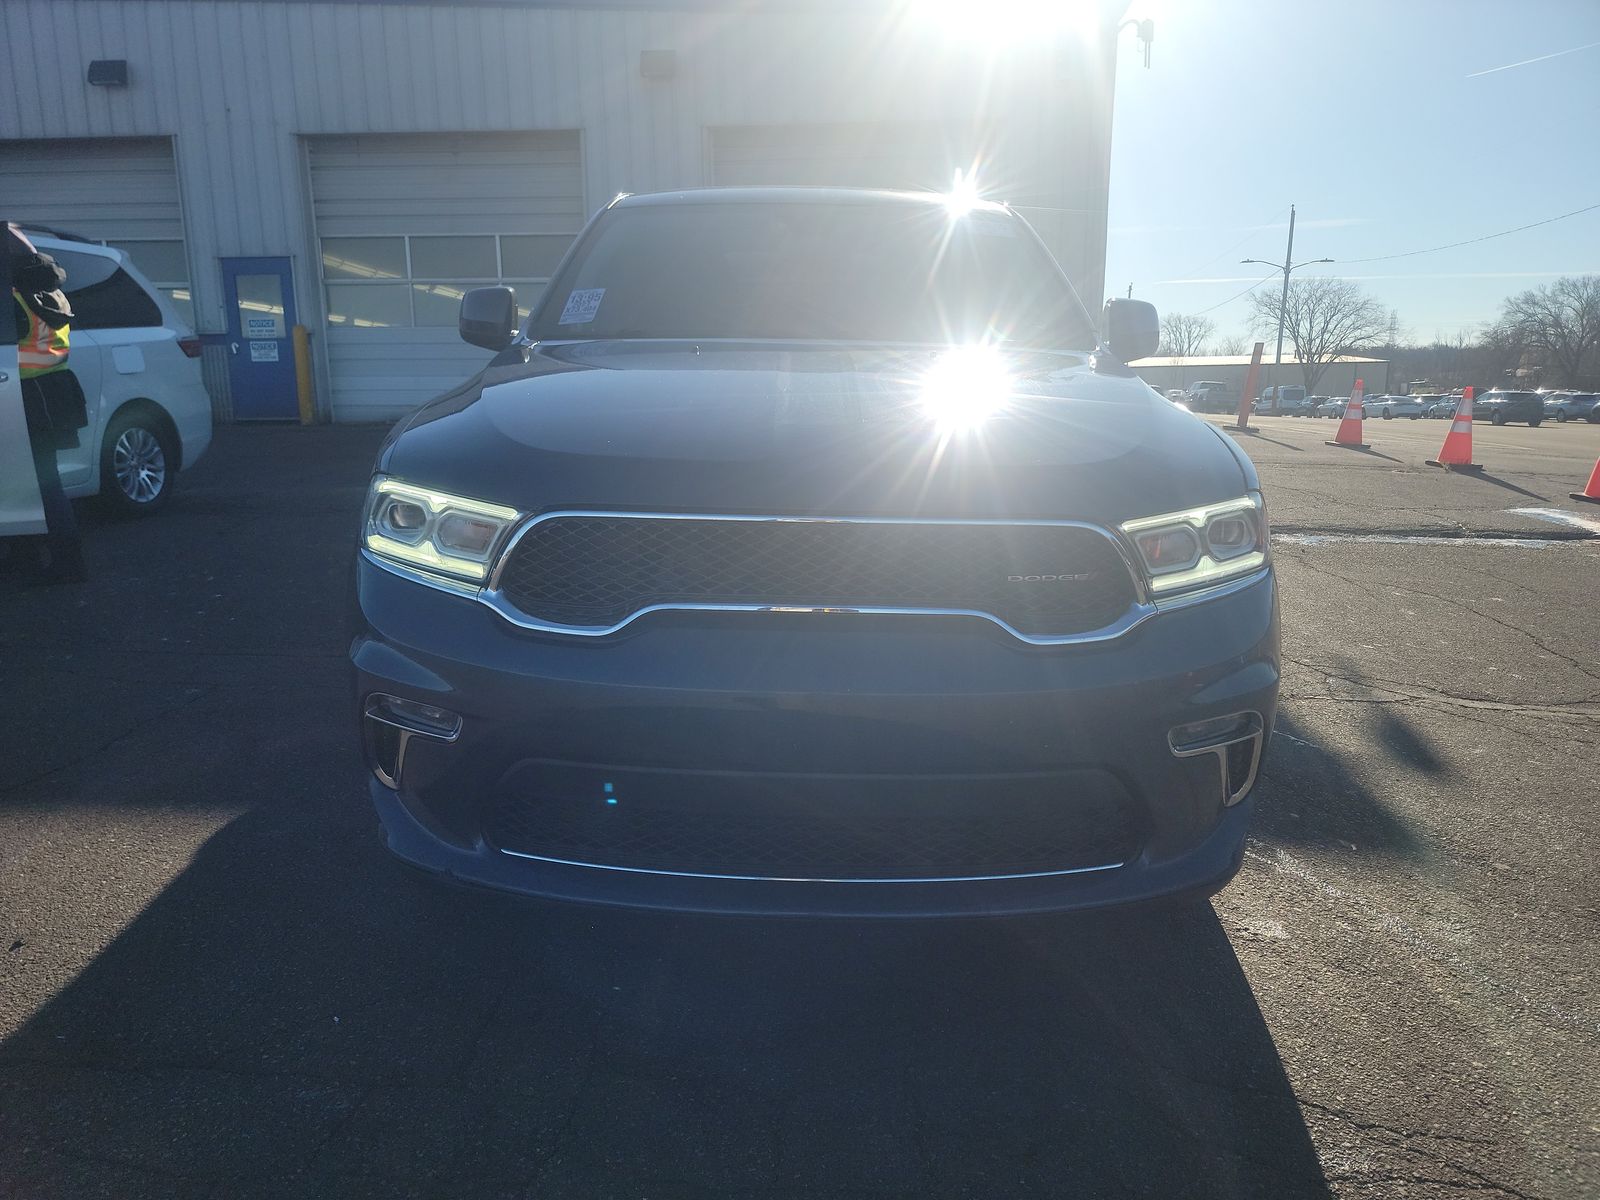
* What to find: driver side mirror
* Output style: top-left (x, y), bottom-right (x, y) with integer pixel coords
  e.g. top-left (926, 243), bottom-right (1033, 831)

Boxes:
top-left (1101, 299), bottom-right (1159, 364)
top-left (459, 286), bottom-right (517, 351)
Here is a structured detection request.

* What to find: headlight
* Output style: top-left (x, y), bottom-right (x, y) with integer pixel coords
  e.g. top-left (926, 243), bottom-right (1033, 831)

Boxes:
top-left (363, 477), bottom-right (521, 582)
top-left (1121, 494), bottom-right (1268, 597)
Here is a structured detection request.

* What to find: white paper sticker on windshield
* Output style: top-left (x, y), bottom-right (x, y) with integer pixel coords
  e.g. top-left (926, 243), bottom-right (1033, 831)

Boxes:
top-left (558, 288), bottom-right (605, 325)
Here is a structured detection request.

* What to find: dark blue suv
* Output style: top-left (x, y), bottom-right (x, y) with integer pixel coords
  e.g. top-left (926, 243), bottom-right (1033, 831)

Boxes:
top-left (351, 189), bottom-right (1279, 916)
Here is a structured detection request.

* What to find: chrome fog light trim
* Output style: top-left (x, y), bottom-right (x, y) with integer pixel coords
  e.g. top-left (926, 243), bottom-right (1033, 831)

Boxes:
top-left (1169, 711), bottom-right (1265, 807)
top-left (363, 694), bottom-right (462, 789)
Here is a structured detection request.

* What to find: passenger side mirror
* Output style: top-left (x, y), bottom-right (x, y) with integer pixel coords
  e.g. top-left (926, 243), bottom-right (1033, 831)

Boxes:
top-left (459, 286), bottom-right (517, 351)
top-left (1101, 299), bottom-right (1159, 364)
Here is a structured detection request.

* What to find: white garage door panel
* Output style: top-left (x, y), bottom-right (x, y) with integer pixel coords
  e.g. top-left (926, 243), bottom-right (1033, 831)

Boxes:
top-left (309, 133), bottom-right (583, 236)
top-left (325, 330), bottom-right (489, 412)
top-left (710, 124), bottom-right (959, 193)
top-left (307, 131), bottom-right (582, 421)
top-left (0, 137), bottom-right (183, 241)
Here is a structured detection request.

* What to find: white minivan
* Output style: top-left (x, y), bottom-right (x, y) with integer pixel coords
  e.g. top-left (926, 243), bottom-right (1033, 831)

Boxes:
top-left (18, 232), bottom-right (213, 517)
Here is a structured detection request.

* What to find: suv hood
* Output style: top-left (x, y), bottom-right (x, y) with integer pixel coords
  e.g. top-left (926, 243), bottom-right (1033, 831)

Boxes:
top-left (380, 341), bottom-right (1252, 524)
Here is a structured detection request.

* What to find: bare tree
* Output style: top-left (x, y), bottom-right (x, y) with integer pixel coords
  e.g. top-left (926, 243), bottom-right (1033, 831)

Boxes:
top-left (1214, 334), bottom-right (1249, 356)
top-left (1158, 312), bottom-right (1215, 358)
top-left (1495, 275), bottom-right (1600, 388)
top-left (1249, 278), bottom-right (1389, 393)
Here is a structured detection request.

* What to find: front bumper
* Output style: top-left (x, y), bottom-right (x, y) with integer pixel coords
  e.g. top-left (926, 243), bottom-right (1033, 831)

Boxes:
top-left (351, 556), bottom-right (1279, 917)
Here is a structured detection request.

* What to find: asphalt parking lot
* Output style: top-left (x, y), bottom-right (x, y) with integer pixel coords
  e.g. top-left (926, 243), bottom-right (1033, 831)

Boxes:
top-left (2, 415), bottom-right (1597, 1199)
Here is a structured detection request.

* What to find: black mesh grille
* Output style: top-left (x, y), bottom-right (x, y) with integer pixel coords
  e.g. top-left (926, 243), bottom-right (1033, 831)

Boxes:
top-left (495, 516), bottom-right (1138, 636)
top-left (487, 771), bottom-right (1144, 880)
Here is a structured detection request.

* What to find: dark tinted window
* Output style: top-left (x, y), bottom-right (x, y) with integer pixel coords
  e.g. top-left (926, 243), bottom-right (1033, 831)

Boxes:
top-left (51, 247), bottom-right (162, 330)
top-left (529, 201), bottom-right (1095, 350)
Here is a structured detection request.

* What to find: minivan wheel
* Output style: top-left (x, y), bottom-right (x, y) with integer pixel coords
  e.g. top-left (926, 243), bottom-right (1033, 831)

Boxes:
top-left (1382, 409), bottom-right (1393, 419)
top-left (1529, 417), bottom-right (1542, 428)
top-left (1491, 411), bottom-right (1507, 426)
top-left (100, 411), bottom-right (176, 515)
top-left (1556, 410), bottom-right (1568, 423)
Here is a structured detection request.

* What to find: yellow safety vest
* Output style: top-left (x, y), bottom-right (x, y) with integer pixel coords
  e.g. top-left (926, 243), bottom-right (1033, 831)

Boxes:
top-left (14, 289), bottom-right (70, 378)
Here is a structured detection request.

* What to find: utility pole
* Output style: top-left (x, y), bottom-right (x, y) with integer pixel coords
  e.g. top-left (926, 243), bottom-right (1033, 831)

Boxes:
top-left (1274, 205), bottom-right (1295, 379)
top-left (1127, 283), bottom-right (1133, 299)
top-left (1242, 205), bottom-right (1332, 412)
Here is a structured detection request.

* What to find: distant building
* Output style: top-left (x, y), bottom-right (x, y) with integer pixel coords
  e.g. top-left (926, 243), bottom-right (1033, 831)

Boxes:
top-left (1130, 354), bottom-right (1391, 399)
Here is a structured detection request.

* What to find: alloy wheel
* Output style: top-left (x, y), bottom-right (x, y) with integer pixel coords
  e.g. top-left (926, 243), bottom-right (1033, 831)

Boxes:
top-left (114, 426), bottom-right (167, 504)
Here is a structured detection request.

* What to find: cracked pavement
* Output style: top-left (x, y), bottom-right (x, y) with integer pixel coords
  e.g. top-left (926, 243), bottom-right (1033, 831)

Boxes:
top-left (1, 422), bottom-right (1597, 1198)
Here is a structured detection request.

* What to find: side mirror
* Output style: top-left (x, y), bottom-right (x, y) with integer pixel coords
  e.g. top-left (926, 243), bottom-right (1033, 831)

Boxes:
top-left (1101, 299), bottom-right (1159, 364)
top-left (459, 286), bottom-right (517, 351)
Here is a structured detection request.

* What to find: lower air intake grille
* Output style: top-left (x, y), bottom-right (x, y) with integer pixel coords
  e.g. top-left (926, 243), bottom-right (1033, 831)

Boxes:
top-left (487, 766), bottom-right (1145, 880)
top-left (494, 515), bottom-right (1138, 637)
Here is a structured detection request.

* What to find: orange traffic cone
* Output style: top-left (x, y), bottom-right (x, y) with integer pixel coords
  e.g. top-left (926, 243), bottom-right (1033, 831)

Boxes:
top-left (1427, 387), bottom-right (1484, 472)
top-left (1571, 454), bottom-right (1600, 505)
top-left (1326, 380), bottom-right (1368, 448)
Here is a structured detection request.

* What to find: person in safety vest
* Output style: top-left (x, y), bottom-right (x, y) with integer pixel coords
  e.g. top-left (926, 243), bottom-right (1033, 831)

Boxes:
top-left (6, 223), bottom-right (87, 583)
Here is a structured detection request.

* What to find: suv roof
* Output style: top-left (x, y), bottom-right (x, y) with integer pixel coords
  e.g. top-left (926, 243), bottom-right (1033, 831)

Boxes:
top-left (612, 186), bottom-right (1012, 214)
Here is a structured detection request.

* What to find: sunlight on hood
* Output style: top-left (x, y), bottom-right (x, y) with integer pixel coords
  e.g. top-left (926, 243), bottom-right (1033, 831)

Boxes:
top-left (917, 345), bottom-right (1015, 432)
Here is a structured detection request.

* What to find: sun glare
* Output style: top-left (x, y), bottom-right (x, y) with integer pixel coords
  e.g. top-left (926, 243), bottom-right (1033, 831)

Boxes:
top-left (942, 169), bottom-right (985, 218)
top-left (911, 0), bottom-right (1100, 45)
top-left (918, 345), bottom-right (1014, 433)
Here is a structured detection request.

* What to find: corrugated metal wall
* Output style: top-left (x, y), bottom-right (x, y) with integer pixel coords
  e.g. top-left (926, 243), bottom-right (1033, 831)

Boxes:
top-left (0, 0), bottom-right (1119, 421)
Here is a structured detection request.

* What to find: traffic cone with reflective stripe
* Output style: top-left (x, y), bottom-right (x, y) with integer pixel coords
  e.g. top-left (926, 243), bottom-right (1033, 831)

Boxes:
top-left (1326, 380), bottom-right (1367, 448)
top-left (1427, 388), bottom-right (1483, 472)
top-left (1571, 454), bottom-right (1600, 504)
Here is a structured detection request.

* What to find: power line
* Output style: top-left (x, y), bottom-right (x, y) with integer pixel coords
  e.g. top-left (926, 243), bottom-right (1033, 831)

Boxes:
top-left (1193, 272), bottom-right (1277, 316)
top-left (1167, 204), bottom-right (1291, 283)
top-left (1339, 200), bottom-right (1600, 264)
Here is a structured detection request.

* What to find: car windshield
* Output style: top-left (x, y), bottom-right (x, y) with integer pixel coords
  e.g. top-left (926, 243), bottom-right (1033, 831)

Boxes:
top-left (527, 200), bottom-right (1097, 350)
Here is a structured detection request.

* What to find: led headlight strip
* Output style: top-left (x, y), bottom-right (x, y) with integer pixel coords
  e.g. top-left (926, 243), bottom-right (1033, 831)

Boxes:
top-left (1120, 494), bottom-right (1268, 597)
top-left (363, 476), bottom-right (521, 582)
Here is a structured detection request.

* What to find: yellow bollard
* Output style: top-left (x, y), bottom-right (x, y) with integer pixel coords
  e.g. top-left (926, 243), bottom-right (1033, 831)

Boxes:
top-left (291, 324), bottom-right (316, 425)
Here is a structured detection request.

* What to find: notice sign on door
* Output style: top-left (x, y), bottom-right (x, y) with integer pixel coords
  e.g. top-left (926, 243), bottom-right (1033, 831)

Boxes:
top-left (246, 315), bottom-right (284, 340)
top-left (250, 340), bottom-right (280, 363)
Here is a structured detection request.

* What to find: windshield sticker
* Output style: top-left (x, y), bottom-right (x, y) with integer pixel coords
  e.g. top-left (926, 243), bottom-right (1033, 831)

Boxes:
top-left (558, 288), bottom-right (605, 326)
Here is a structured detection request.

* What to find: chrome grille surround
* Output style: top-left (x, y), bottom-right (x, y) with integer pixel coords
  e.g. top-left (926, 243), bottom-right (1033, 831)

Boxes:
top-left (480, 511), bottom-right (1151, 644)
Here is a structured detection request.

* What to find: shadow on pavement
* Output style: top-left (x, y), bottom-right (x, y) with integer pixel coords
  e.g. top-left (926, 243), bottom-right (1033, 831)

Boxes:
top-left (1, 427), bottom-right (1328, 1198)
top-left (1255, 710), bottom-right (1430, 861)
top-left (1467, 471), bottom-right (1545, 501)
top-left (0, 797), bottom-right (1330, 1199)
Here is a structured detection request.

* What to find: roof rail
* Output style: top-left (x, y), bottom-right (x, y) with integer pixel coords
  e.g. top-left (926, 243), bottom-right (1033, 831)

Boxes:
top-left (17, 224), bottom-right (95, 244)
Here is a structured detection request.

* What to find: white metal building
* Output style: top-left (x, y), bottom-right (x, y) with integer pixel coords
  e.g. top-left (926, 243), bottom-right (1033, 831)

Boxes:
top-left (0, 0), bottom-right (1126, 423)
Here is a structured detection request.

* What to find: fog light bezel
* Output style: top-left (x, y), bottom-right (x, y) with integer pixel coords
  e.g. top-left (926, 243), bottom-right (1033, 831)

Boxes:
top-left (363, 693), bottom-right (463, 790)
top-left (1168, 711), bottom-right (1265, 807)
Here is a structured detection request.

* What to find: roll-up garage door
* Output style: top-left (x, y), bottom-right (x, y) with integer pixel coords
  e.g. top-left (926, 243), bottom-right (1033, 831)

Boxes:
top-left (0, 136), bottom-right (193, 324)
top-left (709, 124), bottom-right (960, 193)
top-left (307, 131), bottom-right (584, 422)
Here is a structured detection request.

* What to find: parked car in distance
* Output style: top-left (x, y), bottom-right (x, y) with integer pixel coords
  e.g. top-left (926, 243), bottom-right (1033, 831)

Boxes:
top-left (1475, 389), bottom-right (1544, 426)
top-left (1544, 392), bottom-right (1600, 423)
top-left (1315, 396), bottom-right (1349, 418)
top-left (1301, 395), bottom-right (1329, 417)
top-left (1185, 380), bottom-right (1239, 413)
top-left (1258, 384), bottom-right (1308, 415)
top-left (26, 232), bottom-right (213, 514)
top-left (1416, 394), bottom-right (1451, 418)
top-left (352, 187), bottom-right (1279, 917)
top-left (1364, 394), bottom-right (1423, 420)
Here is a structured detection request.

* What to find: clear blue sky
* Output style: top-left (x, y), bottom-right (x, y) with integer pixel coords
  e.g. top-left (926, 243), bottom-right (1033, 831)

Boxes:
top-left (1103, 0), bottom-right (1600, 346)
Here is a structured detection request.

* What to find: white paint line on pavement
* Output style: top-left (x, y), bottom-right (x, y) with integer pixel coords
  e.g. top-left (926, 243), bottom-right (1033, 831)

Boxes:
top-left (1274, 533), bottom-right (1561, 549)
top-left (1242, 840), bottom-right (1600, 1036)
top-left (1506, 506), bottom-right (1600, 536)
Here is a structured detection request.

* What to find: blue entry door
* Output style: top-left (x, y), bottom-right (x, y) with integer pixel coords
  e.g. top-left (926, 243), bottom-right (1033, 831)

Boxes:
top-left (222, 257), bottom-right (299, 420)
